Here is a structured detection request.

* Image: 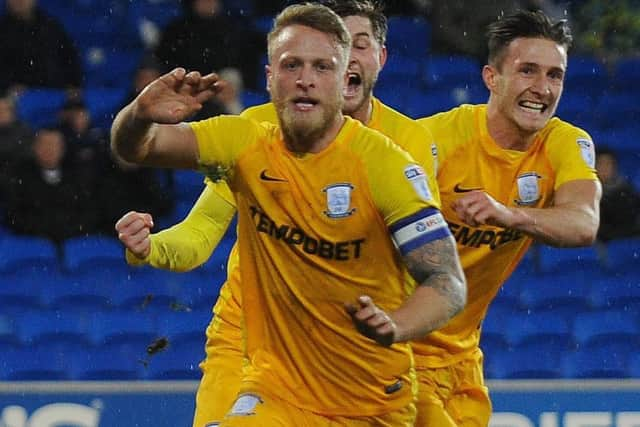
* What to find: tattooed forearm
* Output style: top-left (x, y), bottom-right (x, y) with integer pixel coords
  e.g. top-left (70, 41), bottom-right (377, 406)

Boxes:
top-left (403, 235), bottom-right (466, 321)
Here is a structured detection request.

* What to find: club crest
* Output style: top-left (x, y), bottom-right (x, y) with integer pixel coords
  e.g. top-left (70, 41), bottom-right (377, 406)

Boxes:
top-left (323, 183), bottom-right (355, 218)
top-left (515, 172), bottom-right (541, 206)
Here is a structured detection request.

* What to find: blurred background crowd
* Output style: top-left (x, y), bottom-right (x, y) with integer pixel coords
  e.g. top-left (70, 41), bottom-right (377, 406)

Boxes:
top-left (0, 0), bottom-right (639, 381)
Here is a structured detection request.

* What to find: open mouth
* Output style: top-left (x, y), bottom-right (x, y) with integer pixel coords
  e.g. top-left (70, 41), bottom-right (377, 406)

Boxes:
top-left (292, 96), bottom-right (318, 111)
top-left (344, 72), bottom-right (362, 97)
top-left (518, 100), bottom-right (548, 113)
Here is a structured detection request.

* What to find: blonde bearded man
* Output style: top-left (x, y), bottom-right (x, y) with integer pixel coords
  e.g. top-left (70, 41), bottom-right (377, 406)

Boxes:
top-left (112, 3), bottom-right (465, 426)
top-left (117, 1), bottom-right (443, 426)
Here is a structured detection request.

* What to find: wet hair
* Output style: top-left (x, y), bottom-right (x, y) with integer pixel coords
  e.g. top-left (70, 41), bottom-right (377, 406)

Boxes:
top-left (267, 3), bottom-right (352, 64)
top-left (487, 10), bottom-right (572, 69)
top-left (323, 0), bottom-right (387, 45)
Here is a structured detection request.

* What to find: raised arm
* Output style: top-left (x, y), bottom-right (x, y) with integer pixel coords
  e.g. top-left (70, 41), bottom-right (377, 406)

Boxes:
top-left (117, 184), bottom-right (237, 272)
top-left (111, 68), bottom-right (223, 168)
top-left (452, 179), bottom-right (601, 247)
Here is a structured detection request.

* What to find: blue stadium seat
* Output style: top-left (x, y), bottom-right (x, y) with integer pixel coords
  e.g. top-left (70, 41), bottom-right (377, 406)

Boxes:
top-left (562, 343), bottom-right (633, 378)
top-left (85, 87), bottom-right (128, 129)
top-left (588, 270), bottom-right (640, 311)
top-left (16, 310), bottom-right (91, 347)
top-left (518, 271), bottom-right (593, 313)
top-left (374, 86), bottom-right (406, 113)
top-left (536, 244), bottom-right (601, 274)
top-left (0, 235), bottom-right (60, 274)
top-left (377, 54), bottom-right (423, 90)
top-left (403, 88), bottom-right (460, 119)
top-left (127, 0), bottom-right (182, 34)
top-left (555, 92), bottom-right (599, 131)
top-left (72, 347), bottom-right (141, 380)
top-left (62, 235), bottom-right (125, 273)
top-left (83, 49), bottom-right (140, 90)
top-left (0, 274), bottom-right (50, 313)
top-left (2, 345), bottom-right (71, 380)
top-left (157, 309), bottom-right (211, 343)
top-left (15, 88), bottom-right (67, 129)
top-left (503, 312), bottom-right (572, 348)
top-left (628, 352), bottom-right (640, 378)
top-left (564, 56), bottom-right (607, 99)
top-left (422, 55), bottom-right (482, 90)
top-left (595, 126), bottom-right (640, 154)
top-left (113, 268), bottom-right (183, 311)
top-left (611, 58), bottom-right (640, 93)
top-left (572, 310), bottom-right (639, 348)
top-left (494, 343), bottom-right (565, 379)
top-left (596, 95), bottom-right (637, 130)
top-left (0, 314), bottom-right (19, 347)
top-left (601, 237), bottom-right (640, 272)
top-left (89, 311), bottom-right (158, 346)
top-left (143, 339), bottom-right (204, 380)
top-left (481, 305), bottom-right (512, 358)
top-left (45, 276), bottom-right (115, 312)
top-left (173, 170), bottom-right (206, 203)
top-left (386, 16), bottom-right (430, 55)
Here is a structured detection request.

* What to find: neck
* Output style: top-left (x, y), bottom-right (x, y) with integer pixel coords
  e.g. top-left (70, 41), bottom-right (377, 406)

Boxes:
top-left (284, 114), bottom-right (345, 155)
top-left (486, 102), bottom-right (536, 151)
top-left (349, 97), bottom-right (374, 125)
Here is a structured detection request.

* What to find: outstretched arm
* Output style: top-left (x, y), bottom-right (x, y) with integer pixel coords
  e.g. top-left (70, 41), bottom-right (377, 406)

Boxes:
top-left (452, 179), bottom-right (601, 247)
top-left (111, 68), bottom-right (223, 168)
top-left (346, 232), bottom-right (466, 347)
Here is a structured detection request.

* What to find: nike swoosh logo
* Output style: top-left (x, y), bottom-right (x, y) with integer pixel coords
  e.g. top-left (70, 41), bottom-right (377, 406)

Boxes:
top-left (260, 170), bottom-right (287, 182)
top-left (453, 184), bottom-right (482, 193)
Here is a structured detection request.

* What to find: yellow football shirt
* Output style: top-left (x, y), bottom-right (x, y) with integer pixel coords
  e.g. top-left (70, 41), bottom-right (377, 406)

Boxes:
top-left (209, 99), bottom-right (439, 324)
top-left (191, 115), bottom-right (442, 415)
top-left (416, 104), bottom-right (598, 367)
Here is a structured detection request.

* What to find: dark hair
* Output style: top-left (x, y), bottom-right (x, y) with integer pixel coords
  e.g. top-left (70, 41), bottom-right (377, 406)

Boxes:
top-left (487, 10), bottom-right (572, 68)
top-left (267, 3), bottom-right (351, 65)
top-left (322, 0), bottom-right (387, 45)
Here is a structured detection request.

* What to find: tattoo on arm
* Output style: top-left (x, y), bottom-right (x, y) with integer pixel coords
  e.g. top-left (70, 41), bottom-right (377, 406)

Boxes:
top-left (403, 235), bottom-right (466, 319)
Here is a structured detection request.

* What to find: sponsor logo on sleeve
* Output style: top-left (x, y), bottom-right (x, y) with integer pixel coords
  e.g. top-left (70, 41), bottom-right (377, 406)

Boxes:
top-left (577, 138), bottom-right (595, 168)
top-left (404, 164), bottom-right (432, 201)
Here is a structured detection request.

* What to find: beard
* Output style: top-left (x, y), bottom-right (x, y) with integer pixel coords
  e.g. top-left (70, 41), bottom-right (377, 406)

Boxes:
top-left (274, 92), bottom-right (343, 152)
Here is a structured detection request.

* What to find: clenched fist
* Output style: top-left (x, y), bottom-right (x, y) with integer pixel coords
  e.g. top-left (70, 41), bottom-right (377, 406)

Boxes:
top-left (115, 211), bottom-right (155, 259)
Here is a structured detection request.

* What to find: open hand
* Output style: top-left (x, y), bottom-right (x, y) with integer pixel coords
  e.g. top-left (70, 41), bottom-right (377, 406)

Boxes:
top-left (133, 68), bottom-right (224, 124)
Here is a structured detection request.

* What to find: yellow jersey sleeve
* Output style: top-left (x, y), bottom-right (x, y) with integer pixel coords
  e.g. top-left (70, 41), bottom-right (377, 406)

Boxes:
top-left (542, 120), bottom-right (598, 189)
top-left (371, 98), bottom-right (441, 207)
top-left (190, 115), bottom-right (263, 174)
top-left (125, 184), bottom-right (236, 271)
top-left (348, 124), bottom-right (450, 254)
top-left (203, 102), bottom-right (275, 206)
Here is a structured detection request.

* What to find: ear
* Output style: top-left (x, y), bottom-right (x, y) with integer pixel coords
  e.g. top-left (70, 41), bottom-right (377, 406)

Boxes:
top-left (265, 64), bottom-right (272, 93)
top-left (482, 64), bottom-right (498, 92)
top-left (378, 45), bottom-right (388, 70)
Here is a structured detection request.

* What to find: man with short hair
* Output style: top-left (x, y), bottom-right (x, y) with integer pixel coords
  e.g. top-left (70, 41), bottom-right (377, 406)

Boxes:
top-left (415, 10), bottom-right (601, 425)
top-left (112, 3), bottom-right (465, 425)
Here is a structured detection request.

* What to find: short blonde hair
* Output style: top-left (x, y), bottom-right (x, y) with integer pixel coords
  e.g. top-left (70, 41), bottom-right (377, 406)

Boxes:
top-left (267, 3), bottom-right (352, 66)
